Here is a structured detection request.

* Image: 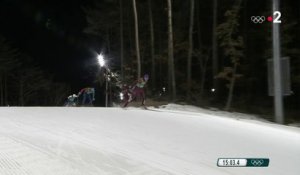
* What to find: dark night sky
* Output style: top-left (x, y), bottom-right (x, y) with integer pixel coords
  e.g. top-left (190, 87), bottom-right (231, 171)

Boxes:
top-left (0, 0), bottom-right (100, 90)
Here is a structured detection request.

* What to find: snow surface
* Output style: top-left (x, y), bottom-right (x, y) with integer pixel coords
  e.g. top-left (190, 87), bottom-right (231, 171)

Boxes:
top-left (0, 106), bottom-right (299, 175)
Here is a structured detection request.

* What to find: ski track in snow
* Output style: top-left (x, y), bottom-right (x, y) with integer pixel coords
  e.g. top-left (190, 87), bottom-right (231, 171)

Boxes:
top-left (0, 107), bottom-right (300, 175)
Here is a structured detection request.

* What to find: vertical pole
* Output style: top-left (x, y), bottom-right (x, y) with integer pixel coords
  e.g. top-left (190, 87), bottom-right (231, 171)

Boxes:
top-left (148, 0), bottom-right (156, 89)
top-left (132, 0), bottom-right (141, 78)
top-left (4, 74), bottom-right (7, 106)
top-left (212, 0), bottom-right (218, 89)
top-left (109, 79), bottom-right (112, 107)
top-left (0, 75), bottom-right (3, 106)
top-left (120, 0), bottom-right (124, 80)
top-left (272, 0), bottom-right (284, 124)
top-left (167, 0), bottom-right (176, 101)
top-left (105, 69), bottom-right (108, 107)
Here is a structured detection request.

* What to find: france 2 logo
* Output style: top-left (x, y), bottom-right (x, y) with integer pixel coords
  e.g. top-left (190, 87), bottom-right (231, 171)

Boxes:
top-left (251, 11), bottom-right (281, 24)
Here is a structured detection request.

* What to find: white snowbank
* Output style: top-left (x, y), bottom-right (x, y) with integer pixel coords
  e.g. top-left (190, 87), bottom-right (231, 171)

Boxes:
top-left (0, 106), bottom-right (299, 175)
top-left (154, 103), bottom-right (300, 131)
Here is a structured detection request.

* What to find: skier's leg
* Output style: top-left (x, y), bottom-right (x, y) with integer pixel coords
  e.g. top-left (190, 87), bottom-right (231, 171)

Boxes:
top-left (87, 94), bottom-right (92, 106)
top-left (128, 92), bottom-right (132, 102)
top-left (82, 93), bottom-right (86, 106)
top-left (75, 97), bottom-right (78, 106)
top-left (130, 89), bottom-right (137, 102)
top-left (90, 94), bottom-right (93, 105)
top-left (123, 96), bottom-right (132, 107)
top-left (135, 88), bottom-right (144, 106)
top-left (123, 92), bottom-right (135, 107)
top-left (89, 94), bottom-right (93, 106)
top-left (141, 90), bottom-right (146, 106)
top-left (123, 101), bottom-right (129, 107)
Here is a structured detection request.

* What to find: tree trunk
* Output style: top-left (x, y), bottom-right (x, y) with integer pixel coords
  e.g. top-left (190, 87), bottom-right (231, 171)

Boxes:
top-left (106, 27), bottom-right (111, 54)
top-left (132, 0), bottom-right (141, 78)
top-left (120, 0), bottom-right (124, 80)
top-left (19, 77), bottom-right (24, 106)
top-left (4, 73), bottom-right (7, 105)
top-left (196, 0), bottom-right (205, 97)
top-left (212, 0), bottom-right (218, 88)
top-left (148, 0), bottom-right (156, 89)
top-left (225, 62), bottom-right (238, 111)
top-left (0, 75), bottom-right (3, 106)
top-left (126, 5), bottom-right (133, 56)
top-left (167, 0), bottom-right (176, 101)
top-left (158, 19), bottom-right (163, 88)
top-left (243, 0), bottom-right (250, 96)
top-left (199, 56), bottom-right (209, 97)
top-left (187, 0), bottom-right (195, 101)
top-left (109, 81), bottom-right (112, 107)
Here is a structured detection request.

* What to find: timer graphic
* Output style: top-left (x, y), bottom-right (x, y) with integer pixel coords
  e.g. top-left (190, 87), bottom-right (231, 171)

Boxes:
top-left (251, 11), bottom-right (281, 24)
top-left (217, 158), bottom-right (270, 167)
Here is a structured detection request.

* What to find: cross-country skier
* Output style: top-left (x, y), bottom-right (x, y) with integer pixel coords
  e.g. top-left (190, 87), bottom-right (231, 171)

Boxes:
top-left (123, 74), bottom-right (149, 107)
top-left (64, 94), bottom-right (78, 107)
top-left (78, 87), bottom-right (95, 106)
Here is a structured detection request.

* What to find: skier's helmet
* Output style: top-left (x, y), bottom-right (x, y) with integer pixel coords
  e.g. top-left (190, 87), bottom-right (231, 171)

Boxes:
top-left (144, 74), bottom-right (149, 81)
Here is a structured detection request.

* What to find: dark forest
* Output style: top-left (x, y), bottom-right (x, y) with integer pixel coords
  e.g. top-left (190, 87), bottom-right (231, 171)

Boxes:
top-left (0, 0), bottom-right (299, 123)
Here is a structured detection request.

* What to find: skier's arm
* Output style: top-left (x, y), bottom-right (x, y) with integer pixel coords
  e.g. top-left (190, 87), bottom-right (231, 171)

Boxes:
top-left (141, 79), bottom-right (148, 87)
top-left (92, 88), bottom-right (95, 100)
top-left (78, 88), bottom-right (86, 96)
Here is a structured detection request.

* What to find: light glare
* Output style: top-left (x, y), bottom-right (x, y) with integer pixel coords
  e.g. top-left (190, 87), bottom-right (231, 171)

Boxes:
top-left (120, 93), bottom-right (124, 100)
top-left (97, 54), bottom-right (105, 67)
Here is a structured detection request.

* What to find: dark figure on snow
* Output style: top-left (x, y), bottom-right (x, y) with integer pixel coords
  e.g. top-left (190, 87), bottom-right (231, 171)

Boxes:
top-left (78, 87), bottom-right (95, 106)
top-left (123, 75), bottom-right (148, 107)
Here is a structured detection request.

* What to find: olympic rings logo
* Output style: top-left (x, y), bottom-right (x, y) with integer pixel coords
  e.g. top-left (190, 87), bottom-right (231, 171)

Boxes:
top-left (251, 159), bottom-right (264, 166)
top-left (251, 16), bottom-right (265, 23)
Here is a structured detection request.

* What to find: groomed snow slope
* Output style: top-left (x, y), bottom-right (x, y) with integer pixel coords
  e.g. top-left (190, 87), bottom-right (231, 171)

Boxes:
top-left (0, 107), bottom-right (299, 175)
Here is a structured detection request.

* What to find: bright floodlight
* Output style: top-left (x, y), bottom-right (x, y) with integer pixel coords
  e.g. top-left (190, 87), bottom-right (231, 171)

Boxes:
top-left (97, 54), bottom-right (105, 67)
